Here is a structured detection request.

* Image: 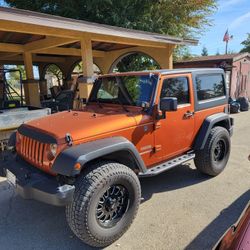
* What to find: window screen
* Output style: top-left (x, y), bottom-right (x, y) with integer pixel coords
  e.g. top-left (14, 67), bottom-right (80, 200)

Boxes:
top-left (161, 77), bottom-right (190, 104)
top-left (196, 74), bottom-right (225, 101)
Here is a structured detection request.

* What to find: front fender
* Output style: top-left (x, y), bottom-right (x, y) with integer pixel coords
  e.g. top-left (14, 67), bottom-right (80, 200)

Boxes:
top-left (52, 136), bottom-right (147, 176)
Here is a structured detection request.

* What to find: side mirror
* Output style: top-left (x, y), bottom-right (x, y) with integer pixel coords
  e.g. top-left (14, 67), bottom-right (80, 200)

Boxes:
top-left (160, 97), bottom-right (177, 112)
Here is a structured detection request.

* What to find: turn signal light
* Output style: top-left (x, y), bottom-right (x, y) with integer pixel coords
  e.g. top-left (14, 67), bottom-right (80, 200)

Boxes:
top-left (74, 163), bottom-right (81, 170)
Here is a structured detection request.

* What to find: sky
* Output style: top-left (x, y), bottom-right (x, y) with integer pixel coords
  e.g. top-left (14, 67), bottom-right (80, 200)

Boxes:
top-left (190, 0), bottom-right (250, 56)
top-left (0, 0), bottom-right (249, 56)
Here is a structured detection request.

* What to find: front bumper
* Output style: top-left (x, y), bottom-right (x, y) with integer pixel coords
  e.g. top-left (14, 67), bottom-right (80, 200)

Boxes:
top-left (2, 155), bottom-right (75, 206)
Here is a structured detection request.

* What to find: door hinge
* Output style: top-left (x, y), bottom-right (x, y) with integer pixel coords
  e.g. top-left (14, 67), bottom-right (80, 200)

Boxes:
top-left (154, 145), bottom-right (162, 152)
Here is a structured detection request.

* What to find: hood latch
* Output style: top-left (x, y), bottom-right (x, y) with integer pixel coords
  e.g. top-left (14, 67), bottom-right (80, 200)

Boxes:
top-left (65, 133), bottom-right (73, 146)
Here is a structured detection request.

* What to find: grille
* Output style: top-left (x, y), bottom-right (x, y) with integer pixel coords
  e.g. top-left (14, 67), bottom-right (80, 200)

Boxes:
top-left (19, 135), bottom-right (46, 166)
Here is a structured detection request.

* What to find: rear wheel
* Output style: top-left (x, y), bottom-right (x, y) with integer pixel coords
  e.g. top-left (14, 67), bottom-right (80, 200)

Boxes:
top-left (66, 161), bottom-right (141, 248)
top-left (194, 126), bottom-right (231, 176)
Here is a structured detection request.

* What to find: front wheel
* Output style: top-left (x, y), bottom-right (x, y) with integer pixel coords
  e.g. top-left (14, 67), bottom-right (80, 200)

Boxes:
top-left (66, 161), bottom-right (141, 248)
top-left (194, 126), bottom-right (231, 176)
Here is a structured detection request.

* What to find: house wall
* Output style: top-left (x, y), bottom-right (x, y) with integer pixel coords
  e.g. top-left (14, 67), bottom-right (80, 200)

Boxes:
top-left (231, 57), bottom-right (250, 99)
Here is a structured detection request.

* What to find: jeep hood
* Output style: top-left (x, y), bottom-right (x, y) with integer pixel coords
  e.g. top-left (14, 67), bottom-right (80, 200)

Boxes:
top-left (22, 109), bottom-right (137, 144)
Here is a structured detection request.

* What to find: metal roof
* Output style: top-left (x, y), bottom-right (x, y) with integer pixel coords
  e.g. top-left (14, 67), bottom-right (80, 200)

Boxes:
top-left (0, 7), bottom-right (197, 46)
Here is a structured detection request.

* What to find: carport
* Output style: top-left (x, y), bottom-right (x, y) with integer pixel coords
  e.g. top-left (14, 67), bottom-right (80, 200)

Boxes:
top-left (0, 6), bottom-right (197, 107)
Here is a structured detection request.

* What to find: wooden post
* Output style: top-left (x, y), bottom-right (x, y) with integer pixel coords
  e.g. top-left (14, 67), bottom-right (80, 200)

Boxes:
top-left (38, 64), bottom-right (48, 98)
top-left (160, 45), bottom-right (175, 69)
top-left (0, 64), bottom-right (4, 101)
top-left (0, 64), bottom-right (3, 78)
top-left (23, 52), bottom-right (40, 106)
top-left (79, 36), bottom-right (94, 100)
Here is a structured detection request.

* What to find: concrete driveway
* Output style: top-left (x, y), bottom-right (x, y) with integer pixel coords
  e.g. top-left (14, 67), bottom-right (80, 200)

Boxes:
top-left (0, 111), bottom-right (249, 250)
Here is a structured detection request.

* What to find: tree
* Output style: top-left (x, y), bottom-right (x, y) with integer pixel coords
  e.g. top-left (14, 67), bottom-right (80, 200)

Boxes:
top-left (173, 46), bottom-right (193, 61)
top-left (201, 46), bottom-right (208, 56)
top-left (46, 64), bottom-right (63, 83)
top-left (3, 0), bottom-right (216, 38)
top-left (240, 33), bottom-right (250, 53)
top-left (227, 49), bottom-right (236, 54)
top-left (3, 0), bottom-right (216, 65)
top-left (114, 53), bottom-right (160, 72)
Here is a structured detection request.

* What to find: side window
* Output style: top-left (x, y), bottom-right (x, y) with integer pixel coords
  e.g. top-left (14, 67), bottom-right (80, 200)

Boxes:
top-left (161, 77), bottom-right (190, 105)
top-left (196, 74), bottom-right (225, 101)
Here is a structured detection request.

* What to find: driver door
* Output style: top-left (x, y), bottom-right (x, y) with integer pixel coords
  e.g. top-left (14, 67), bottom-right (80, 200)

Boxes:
top-left (155, 74), bottom-right (195, 160)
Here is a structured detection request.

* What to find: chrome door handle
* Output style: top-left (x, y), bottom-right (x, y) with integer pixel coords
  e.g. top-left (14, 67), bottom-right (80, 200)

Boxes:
top-left (184, 111), bottom-right (194, 118)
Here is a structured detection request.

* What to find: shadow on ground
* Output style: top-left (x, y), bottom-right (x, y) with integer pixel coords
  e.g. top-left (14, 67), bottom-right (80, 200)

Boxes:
top-left (0, 163), bottom-right (210, 250)
top-left (140, 163), bottom-right (211, 202)
top-left (0, 180), bottom-right (95, 250)
top-left (185, 189), bottom-right (250, 250)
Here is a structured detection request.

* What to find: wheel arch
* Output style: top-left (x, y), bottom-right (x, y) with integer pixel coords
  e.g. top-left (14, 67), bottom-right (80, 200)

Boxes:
top-left (193, 113), bottom-right (233, 151)
top-left (52, 136), bottom-right (147, 176)
top-left (85, 149), bottom-right (142, 173)
top-left (212, 119), bottom-right (230, 130)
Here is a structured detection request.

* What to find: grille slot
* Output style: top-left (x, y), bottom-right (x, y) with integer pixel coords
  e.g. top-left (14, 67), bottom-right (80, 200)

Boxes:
top-left (19, 135), bottom-right (46, 165)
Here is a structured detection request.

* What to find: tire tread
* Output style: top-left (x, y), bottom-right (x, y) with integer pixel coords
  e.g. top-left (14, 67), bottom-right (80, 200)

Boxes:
top-left (194, 126), bottom-right (230, 176)
top-left (66, 161), bottom-right (141, 247)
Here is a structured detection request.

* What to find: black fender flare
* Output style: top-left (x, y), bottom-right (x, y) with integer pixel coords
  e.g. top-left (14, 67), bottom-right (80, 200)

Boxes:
top-left (52, 136), bottom-right (147, 176)
top-left (193, 113), bottom-right (233, 151)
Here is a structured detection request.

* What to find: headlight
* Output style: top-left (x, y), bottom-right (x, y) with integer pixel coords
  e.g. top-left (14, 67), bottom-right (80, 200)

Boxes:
top-left (50, 144), bottom-right (58, 157)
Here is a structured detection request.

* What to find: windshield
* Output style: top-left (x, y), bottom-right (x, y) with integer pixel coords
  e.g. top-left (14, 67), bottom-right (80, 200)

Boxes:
top-left (89, 74), bottom-right (158, 108)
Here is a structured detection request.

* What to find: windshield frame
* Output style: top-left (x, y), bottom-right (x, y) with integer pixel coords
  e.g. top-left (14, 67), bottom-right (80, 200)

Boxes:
top-left (88, 72), bottom-right (159, 112)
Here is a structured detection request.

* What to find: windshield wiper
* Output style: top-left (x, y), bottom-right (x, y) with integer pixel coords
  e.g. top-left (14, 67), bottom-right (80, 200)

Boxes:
top-left (116, 97), bottom-right (129, 112)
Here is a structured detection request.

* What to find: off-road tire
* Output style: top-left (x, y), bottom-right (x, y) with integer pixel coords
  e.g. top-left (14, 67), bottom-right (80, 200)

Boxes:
top-left (194, 126), bottom-right (230, 176)
top-left (66, 161), bottom-right (141, 248)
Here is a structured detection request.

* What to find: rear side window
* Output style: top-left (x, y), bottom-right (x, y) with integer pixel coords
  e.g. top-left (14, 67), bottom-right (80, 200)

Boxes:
top-left (196, 74), bottom-right (225, 101)
top-left (161, 77), bottom-right (190, 105)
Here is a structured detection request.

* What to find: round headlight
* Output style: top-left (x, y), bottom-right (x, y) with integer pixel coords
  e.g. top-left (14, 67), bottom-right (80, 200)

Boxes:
top-left (50, 144), bottom-right (58, 157)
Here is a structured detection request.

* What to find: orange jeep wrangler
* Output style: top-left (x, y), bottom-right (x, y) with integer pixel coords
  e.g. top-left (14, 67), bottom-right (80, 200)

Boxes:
top-left (3, 68), bottom-right (233, 247)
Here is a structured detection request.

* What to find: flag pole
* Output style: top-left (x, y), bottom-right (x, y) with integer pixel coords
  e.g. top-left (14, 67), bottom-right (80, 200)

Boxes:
top-left (225, 40), bottom-right (228, 54)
